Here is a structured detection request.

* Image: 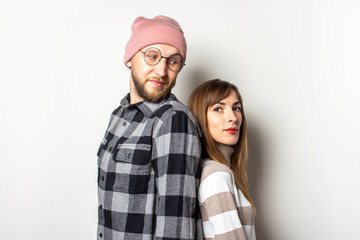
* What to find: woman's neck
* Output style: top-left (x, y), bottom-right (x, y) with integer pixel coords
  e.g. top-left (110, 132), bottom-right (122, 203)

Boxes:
top-left (216, 143), bottom-right (234, 164)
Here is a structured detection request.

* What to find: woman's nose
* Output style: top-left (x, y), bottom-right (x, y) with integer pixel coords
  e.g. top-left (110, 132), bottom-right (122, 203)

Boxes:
top-left (227, 110), bottom-right (238, 122)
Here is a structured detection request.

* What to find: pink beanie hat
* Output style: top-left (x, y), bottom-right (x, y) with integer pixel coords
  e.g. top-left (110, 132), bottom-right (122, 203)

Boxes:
top-left (124, 15), bottom-right (187, 66)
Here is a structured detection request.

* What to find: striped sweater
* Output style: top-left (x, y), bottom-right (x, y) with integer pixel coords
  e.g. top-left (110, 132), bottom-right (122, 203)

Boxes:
top-left (198, 159), bottom-right (256, 240)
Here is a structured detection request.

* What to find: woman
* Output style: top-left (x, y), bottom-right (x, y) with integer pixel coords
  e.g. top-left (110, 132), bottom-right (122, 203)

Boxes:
top-left (188, 79), bottom-right (256, 239)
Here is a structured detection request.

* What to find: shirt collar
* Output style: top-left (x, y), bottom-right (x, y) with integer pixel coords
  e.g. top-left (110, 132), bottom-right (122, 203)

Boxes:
top-left (120, 93), bottom-right (176, 118)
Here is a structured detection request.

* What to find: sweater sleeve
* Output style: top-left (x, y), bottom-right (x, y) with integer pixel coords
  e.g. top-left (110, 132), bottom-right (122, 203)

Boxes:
top-left (199, 165), bottom-right (248, 239)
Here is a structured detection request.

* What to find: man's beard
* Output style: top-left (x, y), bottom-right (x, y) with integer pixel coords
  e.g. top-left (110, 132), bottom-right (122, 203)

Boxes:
top-left (132, 71), bottom-right (175, 103)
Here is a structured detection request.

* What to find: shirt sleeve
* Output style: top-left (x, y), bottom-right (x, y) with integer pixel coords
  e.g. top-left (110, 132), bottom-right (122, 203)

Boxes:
top-left (152, 112), bottom-right (201, 239)
top-left (199, 168), bottom-right (247, 239)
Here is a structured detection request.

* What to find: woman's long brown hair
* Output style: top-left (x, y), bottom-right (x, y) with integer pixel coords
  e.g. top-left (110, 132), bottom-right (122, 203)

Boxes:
top-left (188, 79), bottom-right (255, 210)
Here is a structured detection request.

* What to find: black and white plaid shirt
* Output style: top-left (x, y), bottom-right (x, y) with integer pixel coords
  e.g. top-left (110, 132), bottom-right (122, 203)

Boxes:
top-left (97, 93), bottom-right (202, 240)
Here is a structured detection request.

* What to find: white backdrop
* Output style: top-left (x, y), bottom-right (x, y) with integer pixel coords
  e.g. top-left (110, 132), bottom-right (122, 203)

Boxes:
top-left (1, 0), bottom-right (359, 239)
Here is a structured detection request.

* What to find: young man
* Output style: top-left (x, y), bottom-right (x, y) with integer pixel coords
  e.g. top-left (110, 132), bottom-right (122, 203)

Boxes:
top-left (97, 16), bottom-right (202, 239)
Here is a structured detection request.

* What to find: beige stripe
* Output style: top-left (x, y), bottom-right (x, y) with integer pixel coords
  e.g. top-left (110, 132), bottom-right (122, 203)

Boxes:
top-left (200, 204), bottom-right (209, 221)
top-left (200, 194), bottom-right (255, 225)
top-left (204, 228), bottom-right (247, 240)
top-left (238, 205), bottom-right (255, 225)
top-left (201, 160), bottom-right (231, 181)
top-left (201, 191), bottom-right (237, 217)
top-left (215, 228), bottom-right (247, 240)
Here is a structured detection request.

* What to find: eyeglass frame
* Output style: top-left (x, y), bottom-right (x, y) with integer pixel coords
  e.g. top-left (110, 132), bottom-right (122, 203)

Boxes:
top-left (139, 47), bottom-right (185, 72)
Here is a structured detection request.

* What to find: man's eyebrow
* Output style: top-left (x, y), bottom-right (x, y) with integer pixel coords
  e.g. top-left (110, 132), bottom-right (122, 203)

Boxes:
top-left (169, 51), bottom-right (181, 56)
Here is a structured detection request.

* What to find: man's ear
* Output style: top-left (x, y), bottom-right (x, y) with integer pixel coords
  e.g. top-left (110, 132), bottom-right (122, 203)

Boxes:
top-left (126, 60), bottom-right (132, 68)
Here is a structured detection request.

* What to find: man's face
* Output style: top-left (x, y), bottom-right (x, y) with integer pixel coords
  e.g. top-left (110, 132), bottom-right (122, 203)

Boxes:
top-left (127, 44), bottom-right (182, 104)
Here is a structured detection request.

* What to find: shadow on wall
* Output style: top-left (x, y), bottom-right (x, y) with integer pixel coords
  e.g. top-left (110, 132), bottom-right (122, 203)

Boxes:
top-left (247, 123), bottom-right (274, 240)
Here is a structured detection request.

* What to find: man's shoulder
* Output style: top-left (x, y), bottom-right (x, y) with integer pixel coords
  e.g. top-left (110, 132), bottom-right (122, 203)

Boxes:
top-left (152, 94), bottom-right (196, 122)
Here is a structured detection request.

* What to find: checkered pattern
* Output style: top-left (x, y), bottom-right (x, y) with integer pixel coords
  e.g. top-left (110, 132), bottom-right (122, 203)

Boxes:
top-left (97, 94), bottom-right (203, 240)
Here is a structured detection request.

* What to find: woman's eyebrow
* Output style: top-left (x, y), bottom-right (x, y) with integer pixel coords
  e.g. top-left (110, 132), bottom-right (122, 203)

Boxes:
top-left (215, 102), bottom-right (226, 105)
top-left (215, 101), bottom-right (241, 105)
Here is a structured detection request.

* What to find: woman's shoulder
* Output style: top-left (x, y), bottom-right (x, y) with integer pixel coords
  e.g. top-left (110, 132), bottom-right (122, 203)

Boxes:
top-left (199, 159), bottom-right (236, 204)
top-left (201, 158), bottom-right (233, 182)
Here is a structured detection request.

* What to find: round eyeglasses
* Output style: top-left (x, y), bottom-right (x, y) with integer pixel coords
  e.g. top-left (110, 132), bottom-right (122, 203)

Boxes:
top-left (139, 47), bottom-right (185, 72)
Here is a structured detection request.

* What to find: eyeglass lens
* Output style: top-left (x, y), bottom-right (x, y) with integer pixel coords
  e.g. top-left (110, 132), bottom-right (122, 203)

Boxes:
top-left (143, 48), bottom-right (183, 72)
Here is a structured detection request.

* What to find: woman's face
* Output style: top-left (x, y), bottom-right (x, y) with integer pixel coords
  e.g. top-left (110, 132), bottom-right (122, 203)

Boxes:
top-left (207, 90), bottom-right (242, 146)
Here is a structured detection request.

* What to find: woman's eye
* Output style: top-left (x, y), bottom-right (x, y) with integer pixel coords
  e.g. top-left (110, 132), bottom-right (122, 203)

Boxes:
top-left (233, 107), bottom-right (242, 111)
top-left (213, 107), bottom-right (222, 112)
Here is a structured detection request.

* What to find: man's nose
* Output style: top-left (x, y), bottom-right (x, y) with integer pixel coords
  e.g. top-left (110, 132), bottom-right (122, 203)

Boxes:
top-left (154, 58), bottom-right (168, 77)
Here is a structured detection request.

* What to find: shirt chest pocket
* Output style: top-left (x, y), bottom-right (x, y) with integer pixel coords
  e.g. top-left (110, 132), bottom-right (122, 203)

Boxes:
top-left (112, 142), bottom-right (152, 194)
top-left (113, 143), bottom-right (152, 166)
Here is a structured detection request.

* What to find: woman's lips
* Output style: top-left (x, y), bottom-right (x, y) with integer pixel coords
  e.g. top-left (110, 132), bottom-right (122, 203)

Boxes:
top-left (224, 128), bottom-right (238, 134)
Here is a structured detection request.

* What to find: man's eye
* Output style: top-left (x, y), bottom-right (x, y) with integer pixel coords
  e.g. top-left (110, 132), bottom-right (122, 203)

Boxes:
top-left (169, 59), bottom-right (179, 65)
top-left (147, 55), bottom-right (158, 60)
top-left (168, 55), bottom-right (182, 65)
